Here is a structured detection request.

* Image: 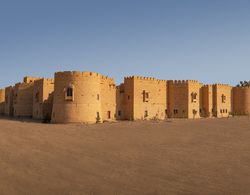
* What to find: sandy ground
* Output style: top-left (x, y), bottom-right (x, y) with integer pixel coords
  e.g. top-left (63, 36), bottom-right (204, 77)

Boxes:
top-left (0, 117), bottom-right (250, 195)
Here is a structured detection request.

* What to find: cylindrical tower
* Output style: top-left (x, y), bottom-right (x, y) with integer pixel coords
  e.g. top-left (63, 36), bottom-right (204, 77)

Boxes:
top-left (51, 71), bottom-right (102, 123)
top-left (233, 87), bottom-right (250, 115)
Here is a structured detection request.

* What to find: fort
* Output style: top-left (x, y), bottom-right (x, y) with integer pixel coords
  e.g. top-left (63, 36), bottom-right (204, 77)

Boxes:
top-left (0, 70), bottom-right (249, 123)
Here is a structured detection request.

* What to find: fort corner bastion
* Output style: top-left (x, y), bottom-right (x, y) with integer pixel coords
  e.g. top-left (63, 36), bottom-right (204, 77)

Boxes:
top-left (51, 71), bottom-right (116, 124)
top-left (0, 70), bottom-right (249, 124)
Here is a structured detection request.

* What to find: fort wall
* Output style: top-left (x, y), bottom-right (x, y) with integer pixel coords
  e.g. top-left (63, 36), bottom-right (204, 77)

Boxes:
top-left (200, 85), bottom-right (213, 117)
top-left (33, 78), bottom-right (54, 120)
top-left (13, 77), bottom-right (41, 117)
top-left (51, 71), bottom-right (114, 124)
top-left (212, 84), bottom-right (232, 118)
top-left (0, 89), bottom-right (5, 114)
top-left (4, 86), bottom-right (14, 116)
top-left (232, 87), bottom-right (250, 115)
top-left (167, 80), bottom-right (201, 119)
top-left (100, 76), bottom-right (116, 122)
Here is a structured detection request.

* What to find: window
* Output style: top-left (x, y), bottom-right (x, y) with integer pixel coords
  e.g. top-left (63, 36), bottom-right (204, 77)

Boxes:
top-left (128, 95), bottom-right (130, 100)
top-left (221, 94), bottom-right (226, 103)
top-left (118, 110), bottom-right (122, 116)
top-left (191, 92), bottom-right (197, 103)
top-left (67, 88), bottom-right (73, 97)
top-left (107, 111), bottom-right (111, 119)
top-left (96, 112), bottom-right (101, 122)
top-left (97, 94), bottom-right (100, 100)
top-left (143, 90), bottom-right (149, 102)
top-left (65, 87), bottom-right (73, 101)
top-left (174, 109), bottom-right (178, 114)
top-left (144, 110), bottom-right (148, 117)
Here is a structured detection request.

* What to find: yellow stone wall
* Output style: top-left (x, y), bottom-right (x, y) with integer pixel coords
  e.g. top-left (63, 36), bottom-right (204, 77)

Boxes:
top-left (167, 80), bottom-right (201, 119)
top-left (51, 71), bottom-right (115, 124)
top-left (0, 71), bottom-right (248, 123)
top-left (232, 87), bottom-right (250, 115)
top-left (0, 89), bottom-right (5, 114)
top-left (100, 76), bottom-right (116, 122)
top-left (116, 84), bottom-right (125, 120)
top-left (33, 78), bottom-right (54, 120)
top-left (118, 76), bottom-right (167, 120)
top-left (13, 77), bottom-right (40, 117)
top-left (200, 85), bottom-right (213, 117)
top-left (212, 84), bottom-right (232, 118)
top-left (4, 86), bottom-right (14, 116)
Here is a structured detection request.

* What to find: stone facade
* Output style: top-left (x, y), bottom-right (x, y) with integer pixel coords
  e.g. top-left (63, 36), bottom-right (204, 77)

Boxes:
top-left (33, 78), bottom-right (54, 120)
top-left (117, 76), bottom-right (167, 120)
top-left (200, 85), bottom-right (213, 117)
top-left (0, 70), bottom-right (249, 123)
top-left (13, 77), bottom-right (41, 117)
top-left (212, 84), bottom-right (232, 118)
top-left (232, 87), bottom-right (250, 116)
top-left (0, 89), bottom-right (5, 114)
top-left (167, 80), bottom-right (202, 119)
top-left (51, 71), bottom-right (116, 124)
top-left (4, 86), bottom-right (14, 116)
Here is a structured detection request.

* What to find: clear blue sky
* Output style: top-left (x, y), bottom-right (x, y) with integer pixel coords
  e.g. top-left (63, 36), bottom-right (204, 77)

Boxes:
top-left (0, 0), bottom-right (249, 88)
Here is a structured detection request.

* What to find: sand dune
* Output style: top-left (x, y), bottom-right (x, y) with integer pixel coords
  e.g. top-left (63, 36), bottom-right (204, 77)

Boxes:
top-left (0, 117), bottom-right (250, 195)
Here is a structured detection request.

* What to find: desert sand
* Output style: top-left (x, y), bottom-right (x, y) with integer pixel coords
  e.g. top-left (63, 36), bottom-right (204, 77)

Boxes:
top-left (0, 117), bottom-right (250, 195)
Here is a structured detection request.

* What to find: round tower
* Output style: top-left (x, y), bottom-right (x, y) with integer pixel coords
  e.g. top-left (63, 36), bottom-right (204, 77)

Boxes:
top-left (233, 87), bottom-right (250, 115)
top-left (51, 71), bottom-right (102, 123)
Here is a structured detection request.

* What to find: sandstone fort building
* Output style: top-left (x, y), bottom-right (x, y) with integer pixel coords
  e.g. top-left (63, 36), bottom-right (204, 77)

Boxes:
top-left (0, 71), bottom-right (249, 123)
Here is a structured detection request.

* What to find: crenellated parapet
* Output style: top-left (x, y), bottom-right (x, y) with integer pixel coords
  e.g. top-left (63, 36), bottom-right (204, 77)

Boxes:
top-left (125, 76), bottom-right (166, 83)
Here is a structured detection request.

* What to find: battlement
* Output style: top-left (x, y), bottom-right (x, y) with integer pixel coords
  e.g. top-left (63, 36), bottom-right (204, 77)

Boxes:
top-left (203, 84), bottom-right (213, 87)
top-left (233, 86), bottom-right (250, 89)
top-left (168, 80), bottom-right (200, 85)
top-left (124, 76), bottom-right (166, 82)
top-left (213, 83), bottom-right (232, 88)
top-left (55, 71), bottom-right (114, 82)
top-left (23, 76), bottom-right (41, 83)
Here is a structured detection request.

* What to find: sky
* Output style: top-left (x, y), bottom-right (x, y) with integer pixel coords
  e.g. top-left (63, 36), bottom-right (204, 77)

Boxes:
top-left (0, 0), bottom-right (249, 87)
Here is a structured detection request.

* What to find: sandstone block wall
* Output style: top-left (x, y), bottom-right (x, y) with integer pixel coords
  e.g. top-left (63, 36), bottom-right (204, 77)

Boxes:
top-left (212, 84), bottom-right (232, 118)
top-left (51, 71), bottom-right (115, 124)
top-left (200, 85), bottom-right (213, 117)
top-left (0, 70), bottom-right (247, 123)
top-left (120, 76), bottom-right (167, 120)
top-left (0, 89), bottom-right (5, 114)
top-left (232, 87), bottom-right (250, 115)
top-left (167, 80), bottom-right (201, 119)
top-left (13, 77), bottom-right (41, 117)
top-left (4, 86), bottom-right (14, 116)
top-left (33, 78), bottom-right (54, 120)
top-left (100, 76), bottom-right (116, 122)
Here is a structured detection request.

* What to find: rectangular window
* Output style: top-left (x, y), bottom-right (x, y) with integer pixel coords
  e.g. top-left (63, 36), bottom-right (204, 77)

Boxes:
top-left (143, 90), bottom-right (149, 102)
top-left (97, 94), bottom-right (100, 100)
top-left (191, 92), bottom-right (197, 103)
top-left (65, 87), bottom-right (73, 101)
top-left (222, 94), bottom-right (226, 103)
top-left (118, 110), bottom-right (122, 116)
top-left (107, 111), bottom-right (111, 119)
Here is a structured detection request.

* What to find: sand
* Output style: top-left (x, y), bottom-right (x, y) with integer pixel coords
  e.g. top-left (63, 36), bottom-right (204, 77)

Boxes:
top-left (0, 117), bottom-right (250, 195)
